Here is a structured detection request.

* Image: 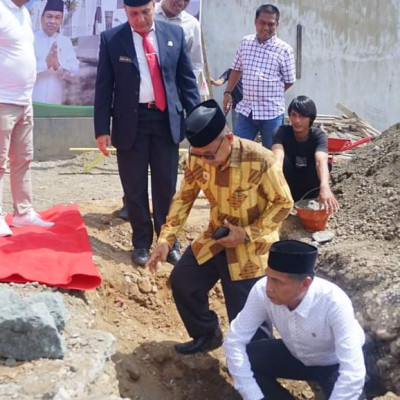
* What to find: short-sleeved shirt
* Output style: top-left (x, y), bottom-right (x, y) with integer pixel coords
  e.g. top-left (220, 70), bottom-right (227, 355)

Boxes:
top-left (231, 34), bottom-right (295, 120)
top-left (0, 0), bottom-right (36, 105)
top-left (273, 125), bottom-right (327, 170)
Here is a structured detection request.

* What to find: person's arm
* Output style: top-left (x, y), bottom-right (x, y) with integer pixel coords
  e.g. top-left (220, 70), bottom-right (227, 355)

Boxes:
top-left (188, 19), bottom-right (203, 82)
top-left (243, 155), bottom-right (293, 242)
top-left (281, 47), bottom-right (296, 90)
top-left (224, 278), bottom-right (270, 400)
top-left (94, 31), bottom-right (114, 139)
top-left (271, 144), bottom-right (285, 166)
top-left (326, 297), bottom-right (366, 400)
top-left (315, 151), bottom-right (339, 213)
top-left (176, 27), bottom-right (201, 112)
top-left (284, 82), bottom-right (293, 91)
top-left (223, 69), bottom-right (242, 113)
top-left (271, 126), bottom-right (286, 166)
top-left (158, 160), bottom-right (201, 243)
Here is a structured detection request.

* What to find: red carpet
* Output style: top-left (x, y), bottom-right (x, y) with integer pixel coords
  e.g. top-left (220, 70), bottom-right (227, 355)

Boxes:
top-left (0, 204), bottom-right (102, 290)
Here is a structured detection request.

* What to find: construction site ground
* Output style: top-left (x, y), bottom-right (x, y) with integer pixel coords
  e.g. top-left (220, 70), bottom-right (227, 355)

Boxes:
top-left (1, 123), bottom-right (399, 399)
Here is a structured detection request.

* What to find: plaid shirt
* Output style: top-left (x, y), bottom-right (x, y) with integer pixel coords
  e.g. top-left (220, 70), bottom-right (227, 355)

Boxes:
top-left (158, 137), bottom-right (293, 281)
top-left (231, 34), bottom-right (296, 120)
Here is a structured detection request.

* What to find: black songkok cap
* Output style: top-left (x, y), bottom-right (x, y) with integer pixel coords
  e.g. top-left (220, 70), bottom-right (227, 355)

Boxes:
top-left (185, 99), bottom-right (226, 148)
top-left (43, 0), bottom-right (64, 13)
top-left (268, 240), bottom-right (317, 274)
top-left (124, 0), bottom-right (152, 6)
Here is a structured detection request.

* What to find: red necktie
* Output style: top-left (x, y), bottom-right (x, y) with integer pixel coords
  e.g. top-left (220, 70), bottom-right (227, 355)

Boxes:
top-left (138, 31), bottom-right (167, 111)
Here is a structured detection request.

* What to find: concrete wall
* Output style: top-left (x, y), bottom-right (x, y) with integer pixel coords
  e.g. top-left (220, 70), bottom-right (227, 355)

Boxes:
top-left (202, 0), bottom-right (400, 131)
top-left (33, 118), bottom-right (96, 160)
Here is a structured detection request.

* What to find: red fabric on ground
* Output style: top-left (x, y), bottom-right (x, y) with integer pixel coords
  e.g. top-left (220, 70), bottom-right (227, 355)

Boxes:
top-left (0, 204), bottom-right (102, 290)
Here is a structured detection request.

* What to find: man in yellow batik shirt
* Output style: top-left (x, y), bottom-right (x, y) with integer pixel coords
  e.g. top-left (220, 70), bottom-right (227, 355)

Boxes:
top-left (146, 99), bottom-right (293, 355)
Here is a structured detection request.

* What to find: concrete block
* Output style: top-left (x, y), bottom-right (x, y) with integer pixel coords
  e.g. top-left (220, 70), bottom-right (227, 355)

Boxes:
top-left (25, 292), bottom-right (67, 331)
top-left (0, 289), bottom-right (66, 360)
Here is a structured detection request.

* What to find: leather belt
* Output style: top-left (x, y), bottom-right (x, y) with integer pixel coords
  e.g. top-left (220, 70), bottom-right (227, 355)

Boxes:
top-left (139, 101), bottom-right (159, 110)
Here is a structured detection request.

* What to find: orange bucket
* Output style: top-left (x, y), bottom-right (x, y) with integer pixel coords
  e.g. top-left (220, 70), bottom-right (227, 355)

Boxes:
top-left (295, 193), bottom-right (330, 232)
top-left (296, 206), bottom-right (330, 231)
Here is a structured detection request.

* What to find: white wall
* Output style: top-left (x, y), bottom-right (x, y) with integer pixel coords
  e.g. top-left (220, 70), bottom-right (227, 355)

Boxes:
top-left (201, 0), bottom-right (400, 131)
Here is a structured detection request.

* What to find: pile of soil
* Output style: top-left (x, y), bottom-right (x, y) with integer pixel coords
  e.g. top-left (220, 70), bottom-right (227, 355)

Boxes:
top-left (317, 124), bottom-right (400, 396)
top-left (331, 123), bottom-right (400, 241)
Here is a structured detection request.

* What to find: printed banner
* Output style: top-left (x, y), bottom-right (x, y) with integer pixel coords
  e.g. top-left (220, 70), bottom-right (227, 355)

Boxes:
top-left (26, 0), bottom-right (201, 115)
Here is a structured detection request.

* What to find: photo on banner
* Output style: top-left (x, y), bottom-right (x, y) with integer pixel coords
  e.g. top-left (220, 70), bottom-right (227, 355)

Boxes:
top-left (27, 0), bottom-right (201, 116)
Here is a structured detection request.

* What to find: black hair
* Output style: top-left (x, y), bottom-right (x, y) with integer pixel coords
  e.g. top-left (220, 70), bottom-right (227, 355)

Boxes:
top-left (255, 4), bottom-right (280, 21)
top-left (288, 95), bottom-right (317, 126)
top-left (288, 272), bottom-right (315, 282)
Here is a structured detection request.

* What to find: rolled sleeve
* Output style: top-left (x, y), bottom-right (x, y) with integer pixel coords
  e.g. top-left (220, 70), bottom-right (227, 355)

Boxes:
top-left (224, 278), bottom-right (269, 400)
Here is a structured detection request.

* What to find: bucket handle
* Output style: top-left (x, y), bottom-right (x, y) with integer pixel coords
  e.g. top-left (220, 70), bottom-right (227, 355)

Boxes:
top-left (296, 187), bottom-right (323, 210)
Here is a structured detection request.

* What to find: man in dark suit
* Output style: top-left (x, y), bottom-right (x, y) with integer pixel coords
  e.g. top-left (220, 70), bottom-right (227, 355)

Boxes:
top-left (94, 0), bottom-right (200, 266)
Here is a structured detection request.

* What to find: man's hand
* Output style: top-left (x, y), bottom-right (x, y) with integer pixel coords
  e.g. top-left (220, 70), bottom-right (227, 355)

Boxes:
top-left (319, 185), bottom-right (339, 214)
top-left (216, 219), bottom-right (247, 248)
top-left (146, 242), bottom-right (169, 274)
top-left (46, 42), bottom-right (59, 70)
top-left (210, 77), bottom-right (225, 86)
top-left (222, 93), bottom-right (233, 114)
top-left (96, 135), bottom-right (112, 156)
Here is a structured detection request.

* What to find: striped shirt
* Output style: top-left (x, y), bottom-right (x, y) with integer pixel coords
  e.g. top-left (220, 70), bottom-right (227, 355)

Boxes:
top-left (158, 137), bottom-right (293, 281)
top-left (231, 34), bottom-right (296, 120)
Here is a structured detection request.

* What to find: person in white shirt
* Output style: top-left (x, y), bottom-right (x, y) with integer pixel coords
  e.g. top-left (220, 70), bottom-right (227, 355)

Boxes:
top-left (0, 0), bottom-right (55, 237)
top-left (154, 0), bottom-right (203, 83)
top-left (33, 0), bottom-right (79, 104)
top-left (224, 240), bottom-right (366, 400)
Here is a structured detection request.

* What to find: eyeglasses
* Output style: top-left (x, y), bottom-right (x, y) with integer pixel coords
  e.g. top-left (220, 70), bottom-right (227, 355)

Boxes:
top-left (189, 136), bottom-right (226, 161)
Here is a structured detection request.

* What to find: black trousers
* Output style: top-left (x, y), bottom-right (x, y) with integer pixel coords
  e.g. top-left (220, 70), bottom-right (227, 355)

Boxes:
top-left (283, 157), bottom-right (321, 202)
top-left (170, 246), bottom-right (270, 339)
top-left (117, 108), bottom-right (179, 249)
top-left (247, 339), bottom-right (339, 400)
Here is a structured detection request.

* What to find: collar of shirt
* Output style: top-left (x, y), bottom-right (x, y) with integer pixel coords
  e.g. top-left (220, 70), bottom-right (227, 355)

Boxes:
top-left (255, 33), bottom-right (277, 46)
top-left (155, 2), bottom-right (184, 22)
top-left (291, 279), bottom-right (316, 319)
top-left (132, 22), bottom-right (156, 36)
top-left (217, 136), bottom-right (241, 172)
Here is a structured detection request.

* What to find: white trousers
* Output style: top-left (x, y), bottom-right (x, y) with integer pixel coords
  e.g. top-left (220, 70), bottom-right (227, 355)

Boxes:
top-left (0, 102), bottom-right (34, 216)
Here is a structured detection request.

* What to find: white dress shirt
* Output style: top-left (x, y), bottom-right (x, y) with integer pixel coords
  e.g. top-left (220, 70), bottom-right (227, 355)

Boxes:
top-left (154, 2), bottom-right (203, 80)
top-left (33, 30), bottom-right (79, 104)
top-left (131, 25), bottom-right (160, 103)
top-left (224, 276), bottom-right (366, 400)
top-left (0, 0), bottom-right (36, 106)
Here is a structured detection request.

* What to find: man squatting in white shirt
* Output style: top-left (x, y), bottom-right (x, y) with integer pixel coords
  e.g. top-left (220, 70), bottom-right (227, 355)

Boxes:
top-left (224, 240), bottom-right (366, 400)
top-left (33, 0), bottom-right (79, 104)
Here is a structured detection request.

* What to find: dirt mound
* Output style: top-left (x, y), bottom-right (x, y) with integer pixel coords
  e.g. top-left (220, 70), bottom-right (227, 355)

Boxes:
top-left (331, 124), bottom-right (400, 242)
top-left (314, 124), bottom-right (400, 396)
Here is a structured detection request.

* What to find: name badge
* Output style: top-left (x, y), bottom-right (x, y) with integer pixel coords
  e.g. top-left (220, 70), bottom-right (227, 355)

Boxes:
top-left (119, 56), bottom-right (133, 63)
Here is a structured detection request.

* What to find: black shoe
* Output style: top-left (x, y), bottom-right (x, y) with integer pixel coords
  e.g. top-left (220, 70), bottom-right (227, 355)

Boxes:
top-left (131, 248), bottom-right (149, 266)
top-left (175, 328), bottom-right (223, 355)
top-left (118, 204), bottom-right (129, 221)
top-left (166, 249), bottom-right (181, 266)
